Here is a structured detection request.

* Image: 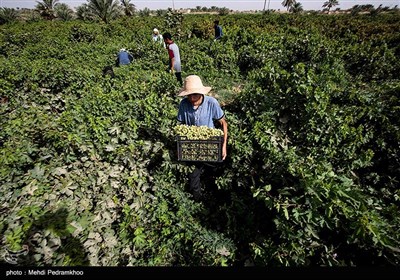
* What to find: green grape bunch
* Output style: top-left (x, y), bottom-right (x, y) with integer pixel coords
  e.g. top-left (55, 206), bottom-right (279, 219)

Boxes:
top-left (174, 124), bottom-right (224, 140)
top-left (174, 125), bottom-right (224, 162)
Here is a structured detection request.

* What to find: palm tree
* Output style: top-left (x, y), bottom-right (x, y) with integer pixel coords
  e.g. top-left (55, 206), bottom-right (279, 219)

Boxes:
top-left (290, 2), bottom-right (303, 13)
top-left (120, 0), bottom-right (136, 16)
top-left (76, 4), bottom-right (95, 21)
top-left (35, 0), bottom-right (60, 20)
top-left (263, 0), bottom-right (271, 12)
top-left (322, 0), bottom-right (339, 14)
top-left (0, 7), bottom-right (19, 24)
top-left (55, 3), bottom-right (74, 21)
top-left (87, 0), bottom-right (122, 23)
top-left (281, 0), bottom-right (297, 12)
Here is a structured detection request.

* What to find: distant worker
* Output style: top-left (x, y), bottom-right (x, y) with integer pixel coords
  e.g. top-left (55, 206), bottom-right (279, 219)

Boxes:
top-left (214, 20), bottom-right (223, 41)
top-left (152, 28), bottom-right (166, 48)
top-left (163, 32), bottom-right (182, 85)
top-left (115, 48), bottom-right (133, 67)
top-left (102, 65), bottom-right (115, 78)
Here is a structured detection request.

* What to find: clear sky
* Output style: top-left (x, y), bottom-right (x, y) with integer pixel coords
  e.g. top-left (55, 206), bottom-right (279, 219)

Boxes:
top-left (1, 0), bottom-right (399, 11)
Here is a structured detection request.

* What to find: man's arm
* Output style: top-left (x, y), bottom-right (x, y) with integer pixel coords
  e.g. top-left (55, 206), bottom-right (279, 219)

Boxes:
top-left (217, 117), bottom-right (228, 160)
top-left (170, 57), bottom-right (176, 72)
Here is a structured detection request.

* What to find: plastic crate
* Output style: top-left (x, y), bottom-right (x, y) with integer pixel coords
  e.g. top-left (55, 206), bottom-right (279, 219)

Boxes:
top-left (176, 136), bottom-right (223, 162)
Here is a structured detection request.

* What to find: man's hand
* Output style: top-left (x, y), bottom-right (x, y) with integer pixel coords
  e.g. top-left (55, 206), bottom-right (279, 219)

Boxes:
top-left (222, 144), bottom-right (227, 160)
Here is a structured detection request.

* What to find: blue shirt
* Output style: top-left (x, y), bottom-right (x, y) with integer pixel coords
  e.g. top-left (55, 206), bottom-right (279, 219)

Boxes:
top-left (177, 95), bottom-right (224, 128)
top-left (117, 51), bottom-right (132, 66)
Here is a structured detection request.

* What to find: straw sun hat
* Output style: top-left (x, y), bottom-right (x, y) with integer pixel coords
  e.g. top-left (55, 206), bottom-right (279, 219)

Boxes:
top-left (178, 75), bottom-right (212, 97)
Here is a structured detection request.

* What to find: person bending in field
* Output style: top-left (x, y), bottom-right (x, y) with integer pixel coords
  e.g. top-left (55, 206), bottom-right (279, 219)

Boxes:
top-left (177, 75), bottom-right (228, 201)
top-left (115, 48), bottom-right (133, 67)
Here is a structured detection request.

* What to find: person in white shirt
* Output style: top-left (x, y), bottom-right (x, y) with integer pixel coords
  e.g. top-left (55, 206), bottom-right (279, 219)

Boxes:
top-left (152, 28), bottom-right (165, 48)
top-left (163, 32), bottom-right (182, 85)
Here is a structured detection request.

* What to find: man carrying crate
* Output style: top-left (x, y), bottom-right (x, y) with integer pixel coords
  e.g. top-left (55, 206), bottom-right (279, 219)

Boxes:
top-left (176, 75), bottom-right (228, 201)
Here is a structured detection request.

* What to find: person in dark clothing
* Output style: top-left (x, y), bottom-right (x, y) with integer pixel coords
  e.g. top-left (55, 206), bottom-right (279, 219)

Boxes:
top-left (214, 20), bottom-right (223, 41)
top-left (102, 65), bottom-right (115, 78)
top-left (115, 48), bottom-right (133, 67)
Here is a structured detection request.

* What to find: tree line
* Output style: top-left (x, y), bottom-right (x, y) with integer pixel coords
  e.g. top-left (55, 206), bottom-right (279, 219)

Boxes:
top-left (1, 0), bottom-right (399, 24)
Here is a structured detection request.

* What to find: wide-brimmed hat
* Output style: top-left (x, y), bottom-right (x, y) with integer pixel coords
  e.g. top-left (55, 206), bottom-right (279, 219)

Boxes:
top-left (153, 28), bottom-right (159, 33)
top-left (120, 48), bottom-right (126, 52)
top-left (178, 75), bottom-right (212, 96)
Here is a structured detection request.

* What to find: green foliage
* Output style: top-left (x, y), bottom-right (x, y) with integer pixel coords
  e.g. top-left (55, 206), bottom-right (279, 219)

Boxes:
top-left (70, 24), bottom-right (96, 42)
top-left (164, 8), bottom-right (183, 38)
top-left (0, 12), bottom-right (399, 267)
